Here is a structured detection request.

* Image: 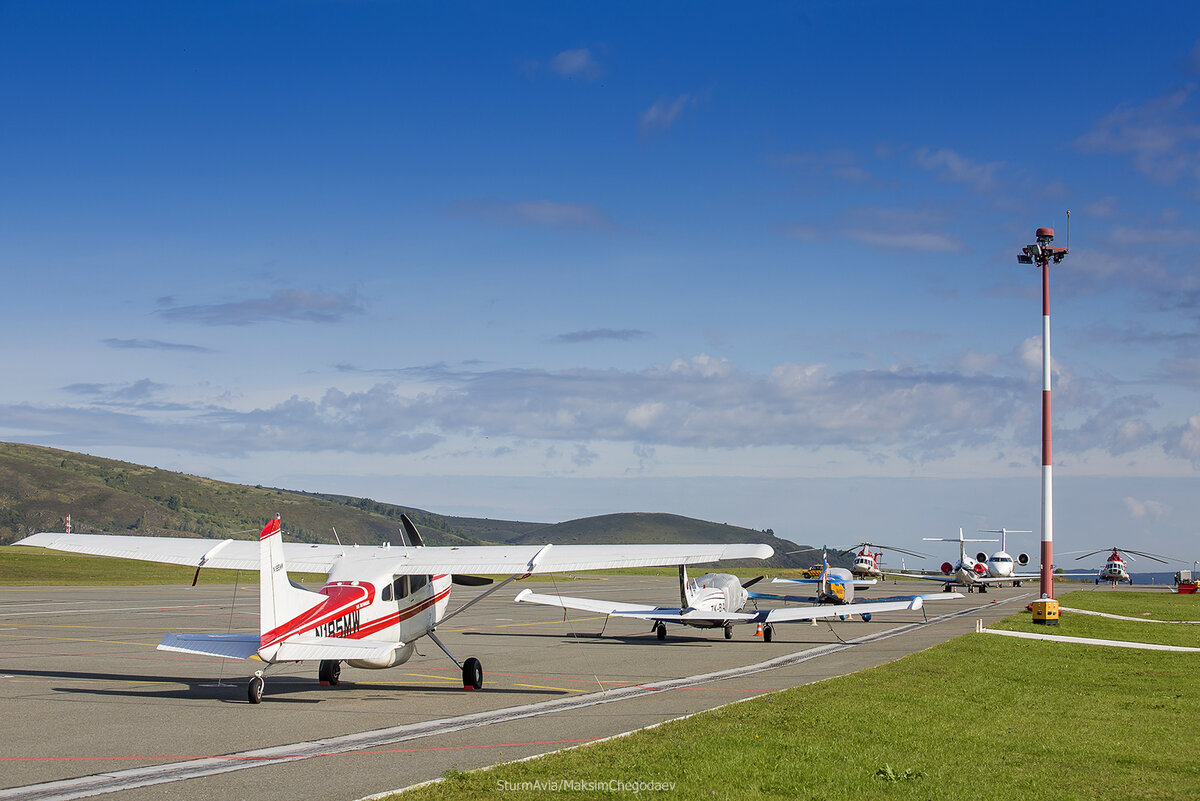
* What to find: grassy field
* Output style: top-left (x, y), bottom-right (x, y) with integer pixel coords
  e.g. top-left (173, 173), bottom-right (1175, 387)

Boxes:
top-left (990, 589), bottom-right (1200, 647)
top-left (391, 590), bottom-right (1200, 801)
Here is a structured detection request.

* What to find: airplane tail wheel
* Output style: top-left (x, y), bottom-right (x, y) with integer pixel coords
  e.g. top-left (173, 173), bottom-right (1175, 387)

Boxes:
top-left (319, 659), bottom-right (341, 686)
top-left (462, 657), bottom-right (483, 690)
top-left (248, 675), bottom-right (264, 704)
top-left (763, 625), bottom-right (773, 643)
top-left (723, 624), bottom-right (733, 640)
top-left (655, 623), bottom-right (666, 641)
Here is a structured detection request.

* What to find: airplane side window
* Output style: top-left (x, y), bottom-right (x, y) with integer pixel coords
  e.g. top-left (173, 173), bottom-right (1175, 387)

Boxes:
top-left (382, 584), bottom-right (393, 602)
top-left (410, 574), bottom-right (428, 593)
top-left (393, 576), bottom-right (410, 600)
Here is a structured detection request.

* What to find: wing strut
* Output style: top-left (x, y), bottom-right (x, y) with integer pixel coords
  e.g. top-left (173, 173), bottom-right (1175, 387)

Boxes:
top-left (436, 544), bottom-right (553, 627)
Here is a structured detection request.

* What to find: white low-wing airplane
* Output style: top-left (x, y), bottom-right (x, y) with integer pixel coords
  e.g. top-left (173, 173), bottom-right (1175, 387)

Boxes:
top-left (516, 557), bottom-right (960, 643)
top-left (15, 514), bottom-right (772, 703)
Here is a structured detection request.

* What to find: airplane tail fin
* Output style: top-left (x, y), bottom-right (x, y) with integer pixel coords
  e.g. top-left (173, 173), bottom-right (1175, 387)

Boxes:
top-left (678, 564), bottom-right (692, 608)
top-left (258, 516), bottom-right (329, 659)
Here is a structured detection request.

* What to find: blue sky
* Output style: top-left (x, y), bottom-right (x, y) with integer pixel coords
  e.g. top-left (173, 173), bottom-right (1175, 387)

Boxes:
top-left (3, 2), bottom-right (1200, 564)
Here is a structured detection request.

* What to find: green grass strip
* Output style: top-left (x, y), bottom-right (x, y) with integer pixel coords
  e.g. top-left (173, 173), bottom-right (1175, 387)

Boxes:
top-left (393, 592), bottom-right (1200, 801)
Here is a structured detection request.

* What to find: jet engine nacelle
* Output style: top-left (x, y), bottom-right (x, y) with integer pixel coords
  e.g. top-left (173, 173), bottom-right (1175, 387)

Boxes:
top-left (1016, 553), bottom-right (1029, 567)
top-left (972, 562), bottom-right (988, 575)
top-left (975, 552), bottom-right (989, 564)
top-left (940, 561), bottom-right (953, 575)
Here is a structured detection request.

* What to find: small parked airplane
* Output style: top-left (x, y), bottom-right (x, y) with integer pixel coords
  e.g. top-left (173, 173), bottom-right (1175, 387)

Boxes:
top-left (516, 554), bottom-right (961, 642)
top-left (897, 528), bottom-right (1040, 592)
top-left (16, 515), bottom-right (771, 703)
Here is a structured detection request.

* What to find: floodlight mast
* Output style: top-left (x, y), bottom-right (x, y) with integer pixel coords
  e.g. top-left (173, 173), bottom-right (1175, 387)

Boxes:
top-left (1017, 224), bottom-right (1068, 599)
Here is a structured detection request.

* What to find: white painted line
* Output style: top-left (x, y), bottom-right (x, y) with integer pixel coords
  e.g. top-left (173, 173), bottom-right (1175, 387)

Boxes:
top-left (982, 628), bottom-right (1200, 651)
top-left (1058, 606), bottom-right (1200, 624)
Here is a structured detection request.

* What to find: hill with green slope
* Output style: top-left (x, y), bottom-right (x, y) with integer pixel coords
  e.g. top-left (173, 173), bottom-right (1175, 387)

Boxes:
top-left (0, 442), bottom-right (811, 567)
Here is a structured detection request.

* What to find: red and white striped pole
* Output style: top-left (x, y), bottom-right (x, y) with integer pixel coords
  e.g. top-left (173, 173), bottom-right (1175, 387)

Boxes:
top-left (1040, 249), bottom-right (1053, 599)
top-left (1019, 227), bottom-right (1068, 599)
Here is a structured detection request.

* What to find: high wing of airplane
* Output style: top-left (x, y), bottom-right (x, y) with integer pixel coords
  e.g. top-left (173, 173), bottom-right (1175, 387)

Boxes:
top-left (890, 528), bottom-right (1039, 592)
top-left (16, 515), bottom-right (771, 703)
top-left (516, 555), bottom-right (962, 643)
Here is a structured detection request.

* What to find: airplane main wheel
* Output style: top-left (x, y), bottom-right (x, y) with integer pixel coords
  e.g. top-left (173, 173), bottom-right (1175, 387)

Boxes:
top-left (763, 625), bottom-right (773, 643)
top-left (723, 624), bottom-right (733, 640)
top-left (462, 657), bottom-right (483, 690)
top-left (980, 586), bottom-right (988, 594)
top-left (248, 675), bottom-right (264, 704)
top-left (655, 623), bottom-right (666, 641)
top-left (944, 584), bottom-right (954, 593)
top-left (319, 659), bottom-right (341, 686)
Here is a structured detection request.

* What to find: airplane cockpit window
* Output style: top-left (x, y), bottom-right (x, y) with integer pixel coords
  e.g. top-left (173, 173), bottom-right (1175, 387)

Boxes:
top-left (392, 576), bottom-right (410, 600)
top-left (382, 584), bottom-right (392, 602)
top-left (411, 574), bottom-right (428, 593)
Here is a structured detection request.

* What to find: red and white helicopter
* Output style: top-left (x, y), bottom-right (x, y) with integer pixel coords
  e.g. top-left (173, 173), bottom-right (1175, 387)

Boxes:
top-left (898, 528), bottom-right (1040, 593)
top-left (845, 542), bottom-right (929, 579)
top-left (1072, 547), bottom-right (1169, 585)
top-left (16, 515), bottom-right (771, 703)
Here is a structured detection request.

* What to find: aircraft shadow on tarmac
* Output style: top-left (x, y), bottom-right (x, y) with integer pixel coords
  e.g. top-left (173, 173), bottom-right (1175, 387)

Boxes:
top-left (0, 667), bottom-right (568, 703)
top-left (462, 630), bottom-right (836, 646)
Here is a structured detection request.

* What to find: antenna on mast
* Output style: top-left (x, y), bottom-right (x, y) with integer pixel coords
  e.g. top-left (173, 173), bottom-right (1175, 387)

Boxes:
top-left (1066, 210), bottom-right (1070, 252)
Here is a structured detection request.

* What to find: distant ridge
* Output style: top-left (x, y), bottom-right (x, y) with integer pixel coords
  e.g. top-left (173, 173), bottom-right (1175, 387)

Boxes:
top-left (0, 442), bottom-right (811, 567)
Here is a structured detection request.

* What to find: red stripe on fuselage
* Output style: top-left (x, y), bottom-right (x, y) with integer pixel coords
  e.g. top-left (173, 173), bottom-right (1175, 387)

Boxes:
top-left (351, 585), bottom-right (451, 640)
top-left (260, 582), bottom-right (373, 649)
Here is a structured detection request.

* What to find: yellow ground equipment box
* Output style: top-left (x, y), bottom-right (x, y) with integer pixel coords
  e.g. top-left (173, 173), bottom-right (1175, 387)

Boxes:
top-left (1031, 598), bottom-right (1060, 625)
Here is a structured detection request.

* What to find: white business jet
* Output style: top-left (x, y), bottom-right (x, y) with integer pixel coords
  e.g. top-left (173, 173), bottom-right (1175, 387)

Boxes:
top-left (16, 514), bottom-right (771, 703)
top-left (899, 528), bottom-right (1040, 592)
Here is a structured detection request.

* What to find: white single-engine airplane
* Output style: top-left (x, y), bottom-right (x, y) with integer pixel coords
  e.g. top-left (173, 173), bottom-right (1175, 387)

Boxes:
top-left (896, 528), bottom-right (1040, 593)
top-left (517, 554), bottom-right (961, 642)
top-left (16, 515), bottom-right (771, 703)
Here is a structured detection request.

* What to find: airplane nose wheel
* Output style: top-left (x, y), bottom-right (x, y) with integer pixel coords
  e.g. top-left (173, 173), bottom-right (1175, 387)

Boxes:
top-left (319, 659), bottom-right (341, 686)
top-left (248, 672), bottom-right (265, 704)
top-left (655, 622), bottom-right (667, 641)
top-left (462, 657), bottom-right (483, 690)
top-left (763, 624), bottom-right (773, 643)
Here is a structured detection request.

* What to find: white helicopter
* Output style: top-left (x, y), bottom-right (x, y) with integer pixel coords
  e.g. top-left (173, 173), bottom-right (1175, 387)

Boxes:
top-left (1073, 547), bottom-right (1169, 585)
top-left (898, 528), bottom-right (1040, 593)
top-left (845, 542), bottom-right (930, 579)
top-left (16, 515), bottom-right (771, 703)
top-left (518, 551), bottom-right (962, 643)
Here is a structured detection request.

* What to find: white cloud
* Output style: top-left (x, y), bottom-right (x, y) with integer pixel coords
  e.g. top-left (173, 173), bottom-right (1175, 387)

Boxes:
top-left (452, 199), bottom-right (617, 230)
top-left (847, 229), bottom-right (962, 253)
top-left (1076, 87), bottom-right (1200, 187)
top-left (1123, 496), bottom-right (1171, 518)
top-left (913, 147), bottom-right (1002, 190)
top-left (158, 289), bottom-right (363, 326)
top-left (549, 48), bottom-right (603, 80)
top-left (638, 94), bottom-right (691, 139)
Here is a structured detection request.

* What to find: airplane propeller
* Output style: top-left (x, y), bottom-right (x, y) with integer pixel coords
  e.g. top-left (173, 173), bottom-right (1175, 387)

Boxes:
top-left (741, 576), bottom-right (765, 589)
top-left (400, 513), bottom-right (493, 586)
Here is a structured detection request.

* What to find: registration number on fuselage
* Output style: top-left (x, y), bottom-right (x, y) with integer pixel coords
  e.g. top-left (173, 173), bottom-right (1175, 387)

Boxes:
top-left (313, 610), bottom-right (360, 638)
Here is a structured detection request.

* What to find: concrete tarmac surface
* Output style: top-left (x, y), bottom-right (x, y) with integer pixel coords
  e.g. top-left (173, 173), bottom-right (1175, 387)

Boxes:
top-left (0, 577), bottom-right (1032, 801)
